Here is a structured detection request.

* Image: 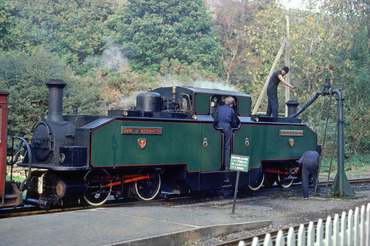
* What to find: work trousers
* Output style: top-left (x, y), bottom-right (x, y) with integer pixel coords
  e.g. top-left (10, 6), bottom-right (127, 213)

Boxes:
top-left (301, 162), bottom-right (319, 198)
top-left (219, 123), bottom-right (232, 169)
top-left (267, 89), bottom-right (279, 118)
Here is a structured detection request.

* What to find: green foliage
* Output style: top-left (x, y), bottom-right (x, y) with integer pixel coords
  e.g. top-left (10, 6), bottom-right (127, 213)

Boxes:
top-left (0, 1), bottom-right (13, 49)
top-left (64, 59), bottom-right (221, 116)
top-left (4, 0), bottom-right (115, 66)
top-left (107, 0), bottom-right (222, 73)
top-left (0, 0), bottom-right (367, 155)
top-left (321, 153), bottom-right (369, 175)
top-left (0, 47), bottom-right (69, 137)
top-left (230, 0), bottom-right (369, 154)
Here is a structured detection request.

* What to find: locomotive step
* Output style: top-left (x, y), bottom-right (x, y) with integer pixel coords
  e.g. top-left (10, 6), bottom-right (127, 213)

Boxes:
top-left (4, 194), bottom-right (18, 200)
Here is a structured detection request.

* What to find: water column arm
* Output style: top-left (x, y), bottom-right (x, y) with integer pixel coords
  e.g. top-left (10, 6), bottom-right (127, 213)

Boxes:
top-left (288, 91), bottom-right (322, 118)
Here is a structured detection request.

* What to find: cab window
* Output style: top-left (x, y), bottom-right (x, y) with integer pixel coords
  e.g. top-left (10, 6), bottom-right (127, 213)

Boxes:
top-left (179, 93), bottom-right (192, 113)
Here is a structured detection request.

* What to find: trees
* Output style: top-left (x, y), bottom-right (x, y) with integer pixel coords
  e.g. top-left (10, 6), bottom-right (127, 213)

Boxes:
top-left (0, 0), bottom-right (367, 153)
top-left (0, 47), bottom-right (69, 136)
top-left (0, 1), bottom-right (13, 49)
top-left (212, 0), bottom-right (368, 153)
top-left (107, 0), bottom-right (222, 73)
top-left (212, 0), bottom-right (256, 84)
top-left (4, 0), bottom-right (115, 69)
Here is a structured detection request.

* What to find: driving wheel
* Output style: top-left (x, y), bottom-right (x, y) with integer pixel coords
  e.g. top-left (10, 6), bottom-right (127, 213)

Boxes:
top-left (277, 173), bottom-right (294, 188)
top-left (134, 169), bottom-right (161, 201)
top-left (248, 173), bottom-right (265, 191)
top-left (83, 169), bottom-right (112, 206)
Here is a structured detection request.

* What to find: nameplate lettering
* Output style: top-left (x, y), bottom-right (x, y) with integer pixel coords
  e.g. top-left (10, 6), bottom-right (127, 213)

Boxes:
top-left (280, 130), bottom-right (303, 137)
top-left (121, 126), bottom-right (162, 135)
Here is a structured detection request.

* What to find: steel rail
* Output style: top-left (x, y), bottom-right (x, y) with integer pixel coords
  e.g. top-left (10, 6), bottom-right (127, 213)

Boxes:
top-left (1, 178), bottom-right (369, 219)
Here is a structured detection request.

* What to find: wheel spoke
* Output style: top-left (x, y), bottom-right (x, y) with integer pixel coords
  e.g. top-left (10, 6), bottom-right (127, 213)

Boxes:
top-left (277, 174), bottom-right (294, 188)
top-left (134, 170), bottom-right (161, 201)
top-left (83, 169), bottom-right (112, 206)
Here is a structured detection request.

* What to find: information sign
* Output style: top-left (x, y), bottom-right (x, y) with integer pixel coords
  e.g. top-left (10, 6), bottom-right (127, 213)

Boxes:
top-left (230, 154), bottom-right (249, 172)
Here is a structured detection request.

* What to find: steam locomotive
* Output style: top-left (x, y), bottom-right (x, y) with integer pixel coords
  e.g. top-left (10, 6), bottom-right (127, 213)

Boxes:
top-left (1, 79), bottom-right (317, 208)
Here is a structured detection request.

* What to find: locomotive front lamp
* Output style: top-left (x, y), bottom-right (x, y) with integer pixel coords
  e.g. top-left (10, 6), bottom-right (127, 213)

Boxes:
top-left (122, 111), bottom-right (128, 116)
top-left (192, 114), bottom-right (197, 120)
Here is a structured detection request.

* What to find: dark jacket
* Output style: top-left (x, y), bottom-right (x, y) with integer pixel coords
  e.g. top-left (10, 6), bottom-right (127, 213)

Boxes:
top-left (213, 105), bottom-right (237, 130)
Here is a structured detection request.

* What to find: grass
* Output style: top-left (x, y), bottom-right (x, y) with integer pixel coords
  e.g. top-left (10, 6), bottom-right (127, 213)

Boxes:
top-left (319, 153), bottom-right (369, 180)
top-left (6, 176), bottom-right (25, 182)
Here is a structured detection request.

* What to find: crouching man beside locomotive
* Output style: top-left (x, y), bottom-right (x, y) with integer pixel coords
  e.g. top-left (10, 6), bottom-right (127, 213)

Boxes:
top-left (213, 96), bottom-right (238, 171)
top-left (298, 151), bottom-right (320, 198)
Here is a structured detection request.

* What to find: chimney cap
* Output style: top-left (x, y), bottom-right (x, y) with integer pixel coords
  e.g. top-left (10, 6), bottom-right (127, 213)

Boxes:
top-left (46, 79), bottom-right (67, 87)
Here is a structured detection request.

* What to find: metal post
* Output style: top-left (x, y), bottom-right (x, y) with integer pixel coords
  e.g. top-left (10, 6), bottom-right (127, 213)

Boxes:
top-left (330, 89), bottom-right (355, 197)
top-left (232, 171), bottom-right (240, 214)
top-left (285, 15), bottom-right (290, 117)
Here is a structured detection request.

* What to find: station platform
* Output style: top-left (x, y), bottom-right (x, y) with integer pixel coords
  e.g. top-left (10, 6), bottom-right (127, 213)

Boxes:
top-left (0, 198), bottom-right (271, 246)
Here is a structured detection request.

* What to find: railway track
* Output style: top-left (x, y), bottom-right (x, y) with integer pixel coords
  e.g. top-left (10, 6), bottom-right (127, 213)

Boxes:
top-left (1, 178), bottom-right (369, 220)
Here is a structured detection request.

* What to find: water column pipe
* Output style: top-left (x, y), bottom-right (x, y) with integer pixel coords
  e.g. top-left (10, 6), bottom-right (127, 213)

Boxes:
top-left (321, 82), bottom-right (355, 198)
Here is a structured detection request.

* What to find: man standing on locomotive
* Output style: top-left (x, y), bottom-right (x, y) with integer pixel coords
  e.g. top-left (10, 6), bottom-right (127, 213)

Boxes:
top-left (298, 151), bottom-right (320, 198)
top-left (267, 66), bottom-right (296, 118)
top-left (213, 96), bottom-right (238, 171)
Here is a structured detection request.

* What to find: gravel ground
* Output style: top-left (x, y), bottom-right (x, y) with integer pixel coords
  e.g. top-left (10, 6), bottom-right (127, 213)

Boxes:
top-left (188, 183), bottom-right (370, 245)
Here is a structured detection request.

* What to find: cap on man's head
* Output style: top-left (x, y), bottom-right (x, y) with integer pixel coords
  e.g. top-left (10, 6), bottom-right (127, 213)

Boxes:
top-left (282, 66), bottom-right (289, 73)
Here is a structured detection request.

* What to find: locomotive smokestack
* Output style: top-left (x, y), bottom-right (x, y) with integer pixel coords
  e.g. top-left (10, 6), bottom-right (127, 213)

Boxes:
top-left (46, 79), bottom-right (67, 123)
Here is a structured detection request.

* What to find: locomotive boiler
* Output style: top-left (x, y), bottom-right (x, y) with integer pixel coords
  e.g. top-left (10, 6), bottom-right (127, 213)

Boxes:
top-left (15, 79), bottom-right (317, 208)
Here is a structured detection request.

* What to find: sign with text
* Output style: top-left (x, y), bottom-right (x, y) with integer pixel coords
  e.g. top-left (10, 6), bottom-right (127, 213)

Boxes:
top-left (280, 130), bottom-right (303, 137)
top-left (121, 126), bottom-right (162, 135)
top-left (230, 154), bottom-right (249, 172)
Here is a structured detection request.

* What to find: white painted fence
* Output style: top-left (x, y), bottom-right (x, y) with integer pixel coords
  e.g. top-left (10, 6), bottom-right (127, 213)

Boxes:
top-left (239, 203), bottom-right (370, 246)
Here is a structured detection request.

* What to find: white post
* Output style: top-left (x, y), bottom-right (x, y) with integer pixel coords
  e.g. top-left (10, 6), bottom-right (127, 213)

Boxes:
top-left (366, 204), bottom-right (370, 246)
top-left (341, 211), bottom-right (347, 246)
top-left (360, 205), bottom-right (365, 246)
top-left (287, 227), bottom-right (296, 246)
top-left (354, 207), bottom-right (360, 246)
top-left (298, 224), bottom-right (306, 246)
top-left (285, 15), bottom-right (290, 117)
top-left (307, 222), bottom-right (315, 246)
top-left (333, 214), bottom-right (339, 246)
top-left (317, 219), bottom-right (324, 245)
top-left (325, 216), bottom-right (332, 246)
top-left (348, 209), bottom-right (354, 246)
